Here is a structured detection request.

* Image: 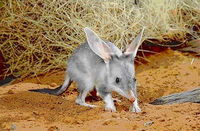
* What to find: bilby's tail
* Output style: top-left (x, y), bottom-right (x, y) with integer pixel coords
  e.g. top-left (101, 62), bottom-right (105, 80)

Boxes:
top-left (29, 75), bottom-right (72, 95)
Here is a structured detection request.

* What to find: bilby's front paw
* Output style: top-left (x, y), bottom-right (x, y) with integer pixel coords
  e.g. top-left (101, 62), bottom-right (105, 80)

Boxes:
top-left (130, 99), bottom-right (141, 113)
top-left (105, 106), bottom-right (116, 112)
top-left (130, 105), bottom-right (141, 113)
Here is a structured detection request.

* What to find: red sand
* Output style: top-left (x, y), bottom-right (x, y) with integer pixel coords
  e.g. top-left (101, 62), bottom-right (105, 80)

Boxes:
top-left (0, 50), bottom-right (200, 130)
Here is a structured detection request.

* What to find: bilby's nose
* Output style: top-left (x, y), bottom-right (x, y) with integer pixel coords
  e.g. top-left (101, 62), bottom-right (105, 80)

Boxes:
top-left (129, 97), bottom-right (135, 102)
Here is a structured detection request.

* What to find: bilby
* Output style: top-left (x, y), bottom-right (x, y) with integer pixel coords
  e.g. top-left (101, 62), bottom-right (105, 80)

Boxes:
top-left (30, 27), bottom-right (144, 112)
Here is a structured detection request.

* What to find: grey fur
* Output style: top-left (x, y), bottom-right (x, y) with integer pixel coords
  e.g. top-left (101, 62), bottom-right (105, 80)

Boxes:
top-left (30, 27), bottom-right (144, 112)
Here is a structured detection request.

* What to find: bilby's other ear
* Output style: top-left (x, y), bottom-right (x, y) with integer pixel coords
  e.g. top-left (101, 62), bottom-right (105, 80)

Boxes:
top-left (84, 27), bottom-right (111, 63)
top-left (124, 27), bottom-right (145, 57)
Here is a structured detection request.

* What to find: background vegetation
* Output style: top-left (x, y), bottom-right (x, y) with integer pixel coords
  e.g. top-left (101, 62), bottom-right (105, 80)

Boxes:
top-left (0, 0), bottom-right (199, 78)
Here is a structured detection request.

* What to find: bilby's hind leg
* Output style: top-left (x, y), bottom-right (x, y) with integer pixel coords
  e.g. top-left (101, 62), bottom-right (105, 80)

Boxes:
top-left (75, 81), bottom-right (97, 108)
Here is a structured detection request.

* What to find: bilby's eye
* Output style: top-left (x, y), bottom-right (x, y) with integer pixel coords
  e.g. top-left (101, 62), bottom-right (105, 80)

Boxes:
top-left (133, 78), bottom-right (136, 82)
top-left (115, 77), bottom-right (120, 84)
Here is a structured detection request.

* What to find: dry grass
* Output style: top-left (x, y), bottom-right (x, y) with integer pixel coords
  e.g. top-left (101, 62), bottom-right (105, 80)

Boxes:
top-left (0, 0), bottom-right (199, 78)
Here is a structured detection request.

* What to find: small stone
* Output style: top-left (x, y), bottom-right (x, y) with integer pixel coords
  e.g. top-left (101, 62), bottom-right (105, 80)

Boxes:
top-left (50, 83), bottom-right (57, 87)
top-left (111, 114), bottom-right (118, 118)
top-left (102, 120), bottom-right (118, 126)
top-left (141, 111), bottom-right (147, 115)
top-left (7, 89), bottom-right (15, 94)
top-left (132, 125), bottom-right (138, 130)
top-left (48, 126), bottom-right (59, 131)
top-left (32, 111), bottom-right (39, 116)
top-left (73, 120), bottom-right (83, 124)
top-left (159, 119), bottom-right (165, 122)
top-left (144, 121), bottom-right (154, 126)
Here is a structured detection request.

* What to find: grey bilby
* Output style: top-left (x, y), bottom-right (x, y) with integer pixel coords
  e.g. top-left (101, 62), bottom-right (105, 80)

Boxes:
top-left (30, 27), bottom-right (144, 112)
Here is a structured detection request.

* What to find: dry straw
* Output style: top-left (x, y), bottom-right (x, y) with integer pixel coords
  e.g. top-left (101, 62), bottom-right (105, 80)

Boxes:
top-left (0, 0), bottom-right (199, 78)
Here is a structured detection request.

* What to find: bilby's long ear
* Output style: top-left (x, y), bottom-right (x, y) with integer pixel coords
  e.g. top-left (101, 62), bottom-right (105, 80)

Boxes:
top-left (124, 27), bottom-right (144, 57)
top-left (106, 42), bottom-right (122, 57)
top-left (84, 27), bottom-right (112, 63)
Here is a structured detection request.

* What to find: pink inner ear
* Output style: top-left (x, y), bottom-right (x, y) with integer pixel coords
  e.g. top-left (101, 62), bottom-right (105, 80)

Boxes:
top-left (124, 27), bottom-right (144, 56)
top-left (84, 27), bottom-right (112, 63)
top-left (124, 44), bottom-right (138, 55)
top-left (126, 44), bottom-right (135, 53)
top-left (98, 43), bottom-right (111, 62)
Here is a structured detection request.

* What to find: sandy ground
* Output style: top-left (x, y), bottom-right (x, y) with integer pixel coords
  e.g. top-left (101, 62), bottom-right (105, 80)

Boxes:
top-left (0, 49), bottom-right (200, 131)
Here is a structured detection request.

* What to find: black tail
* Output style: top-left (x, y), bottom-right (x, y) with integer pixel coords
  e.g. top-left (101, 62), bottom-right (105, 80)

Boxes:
top-left (29, 85), bottom-right (63, 95)
top-left (29, 75), bottom-right (72, 95)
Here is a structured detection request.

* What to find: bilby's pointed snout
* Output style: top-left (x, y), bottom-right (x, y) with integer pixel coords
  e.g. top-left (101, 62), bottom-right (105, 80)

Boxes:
top-left (129, 97), bottom-right (135, 102)
top-left (128, 90), bottom-right (136, 102)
